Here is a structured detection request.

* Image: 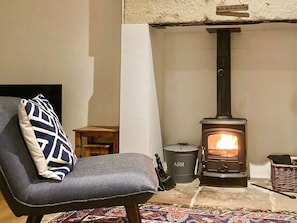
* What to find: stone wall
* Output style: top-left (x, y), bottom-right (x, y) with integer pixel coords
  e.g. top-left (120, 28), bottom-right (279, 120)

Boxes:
top-left (124, 0), bottom-right (297, 25)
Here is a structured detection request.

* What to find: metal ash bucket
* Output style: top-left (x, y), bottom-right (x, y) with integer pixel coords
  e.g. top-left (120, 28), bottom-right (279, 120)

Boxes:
top-left (164, 143), bottom-right (198, 183)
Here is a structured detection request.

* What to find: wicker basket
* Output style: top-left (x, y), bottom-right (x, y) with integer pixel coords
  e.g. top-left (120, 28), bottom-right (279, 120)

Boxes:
top-left (270, 158), bottom-right (297, 193)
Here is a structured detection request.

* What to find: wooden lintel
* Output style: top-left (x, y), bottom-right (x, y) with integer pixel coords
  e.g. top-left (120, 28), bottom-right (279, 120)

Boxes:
top-left (216, 4), bottom-right (249, 12)
top-left (216, 11), bottom-right (250, 18)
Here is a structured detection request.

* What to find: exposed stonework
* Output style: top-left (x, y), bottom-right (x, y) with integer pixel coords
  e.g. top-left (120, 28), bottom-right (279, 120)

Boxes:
top-left (148, 179), bottom-right (297, 213)
top-left (124, 0), bottom-right (297, 25)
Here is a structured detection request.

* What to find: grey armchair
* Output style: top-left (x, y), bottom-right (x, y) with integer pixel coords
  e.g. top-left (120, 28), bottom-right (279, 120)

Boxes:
top-left (0, 96), bottom-right (158, 223)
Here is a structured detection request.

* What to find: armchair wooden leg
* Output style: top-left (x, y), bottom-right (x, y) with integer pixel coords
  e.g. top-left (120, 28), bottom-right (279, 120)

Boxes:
top-left (125, 204), bottom-right (142, 223)
top-left (26, 215), bottom-right (43, 223)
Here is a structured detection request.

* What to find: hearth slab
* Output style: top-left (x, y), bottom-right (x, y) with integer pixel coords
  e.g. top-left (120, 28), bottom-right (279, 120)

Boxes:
top-left (148, 178), bottom-right (297, 213)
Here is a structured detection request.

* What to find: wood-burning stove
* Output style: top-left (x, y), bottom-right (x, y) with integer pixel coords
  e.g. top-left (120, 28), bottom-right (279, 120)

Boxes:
top-left (199, 28), bottom-right (248, 187)
top-left (200, 118), bottom-right (247, 186)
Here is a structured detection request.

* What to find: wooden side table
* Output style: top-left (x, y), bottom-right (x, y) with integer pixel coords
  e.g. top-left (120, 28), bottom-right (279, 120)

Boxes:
top-left (73, 126), bottom-right (119, 158)
top-left (84, 144), bottom-right (110, 156)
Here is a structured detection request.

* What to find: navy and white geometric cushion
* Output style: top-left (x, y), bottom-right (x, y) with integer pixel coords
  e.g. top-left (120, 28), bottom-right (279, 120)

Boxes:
top-left (18, 94), bottom-right (77, 181)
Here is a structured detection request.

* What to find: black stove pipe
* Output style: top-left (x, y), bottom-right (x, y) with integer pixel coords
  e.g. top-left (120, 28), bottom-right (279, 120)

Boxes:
top-left (216, 30), bottom-right (232, 119)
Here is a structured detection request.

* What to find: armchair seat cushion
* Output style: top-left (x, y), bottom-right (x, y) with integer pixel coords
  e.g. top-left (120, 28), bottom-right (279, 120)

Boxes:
top-left (19, 153), bottom-right (157, 208)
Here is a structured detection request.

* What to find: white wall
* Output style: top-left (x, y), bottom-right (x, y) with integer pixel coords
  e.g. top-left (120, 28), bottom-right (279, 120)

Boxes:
top-left (0, 1), bottom-right (122, 148)
top-left (120, 24), bottom-right (162, 159)
top-left (232, 23), bottom-right (297, 177)
top-left (121, 23), bottom-right (297, 178)
top-left (0, 0), bottom-right (94, 146)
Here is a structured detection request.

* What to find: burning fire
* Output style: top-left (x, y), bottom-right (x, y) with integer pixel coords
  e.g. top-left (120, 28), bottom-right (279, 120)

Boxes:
top-left (208, 133), bottom-right (238, 157)
top-left (216, 134), bottom-right (238, 150)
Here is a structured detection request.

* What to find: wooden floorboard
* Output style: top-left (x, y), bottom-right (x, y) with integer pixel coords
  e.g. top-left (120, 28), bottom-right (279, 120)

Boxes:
top-left (0, 192), bottom-right (59, 223)
top-left (0, 192), bottom-right (27, 223)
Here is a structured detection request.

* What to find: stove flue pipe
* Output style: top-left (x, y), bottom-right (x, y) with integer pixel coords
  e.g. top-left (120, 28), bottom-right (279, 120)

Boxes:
top-left (216, 30), bottom-right (232, 119)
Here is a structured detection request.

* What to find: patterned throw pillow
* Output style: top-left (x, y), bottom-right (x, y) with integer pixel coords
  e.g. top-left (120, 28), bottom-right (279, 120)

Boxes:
top-left (18, 94), bottom-right (77, 181)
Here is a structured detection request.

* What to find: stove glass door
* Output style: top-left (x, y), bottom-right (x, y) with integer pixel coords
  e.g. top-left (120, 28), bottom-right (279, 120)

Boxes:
top-left (208, 133), bottom-right (238, 157)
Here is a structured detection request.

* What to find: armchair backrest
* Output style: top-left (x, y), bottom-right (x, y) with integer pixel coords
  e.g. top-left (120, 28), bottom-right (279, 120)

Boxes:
top-left (0, 97), bottom-right (40, 216)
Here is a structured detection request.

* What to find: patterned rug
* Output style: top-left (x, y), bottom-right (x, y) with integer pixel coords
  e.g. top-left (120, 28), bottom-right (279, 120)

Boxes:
top-left (48, 204), bottom-right (297, 223)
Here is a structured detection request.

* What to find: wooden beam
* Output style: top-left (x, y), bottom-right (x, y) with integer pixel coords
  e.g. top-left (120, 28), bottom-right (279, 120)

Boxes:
top-left (216, 4), bottom-right (249, 17)
top-left (216, 11), bottom-right (250, 17)
top-left (216, 4), bottom-right (249, 12)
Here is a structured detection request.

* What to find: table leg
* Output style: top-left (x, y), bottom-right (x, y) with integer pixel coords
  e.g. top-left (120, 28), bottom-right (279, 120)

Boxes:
top-left (114, 132), bottom-right (119, 153)
top-left (75, 132), bottom-right (82, 158)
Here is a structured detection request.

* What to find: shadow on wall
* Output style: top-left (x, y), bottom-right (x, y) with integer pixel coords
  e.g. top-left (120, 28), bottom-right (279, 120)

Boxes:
top-left (87, 0), bottom-right (121, 126)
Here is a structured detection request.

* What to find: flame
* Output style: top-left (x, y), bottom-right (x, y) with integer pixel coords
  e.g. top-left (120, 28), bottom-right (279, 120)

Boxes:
top-left (208, 133), bottom-right (239, 157)
top-left (216, 134), bottom-right (238, 150)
